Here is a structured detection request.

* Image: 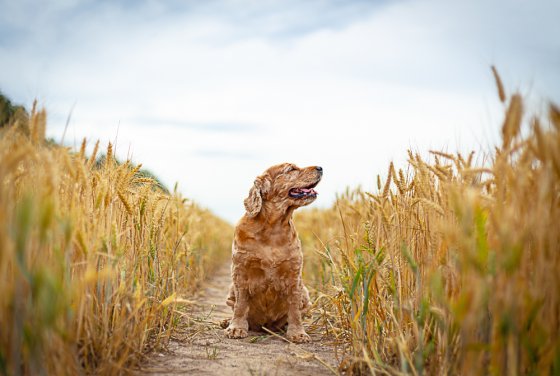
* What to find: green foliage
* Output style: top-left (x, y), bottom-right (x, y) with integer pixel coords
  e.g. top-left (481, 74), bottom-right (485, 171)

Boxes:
top-left (0, 91), bottom-right (28, 128)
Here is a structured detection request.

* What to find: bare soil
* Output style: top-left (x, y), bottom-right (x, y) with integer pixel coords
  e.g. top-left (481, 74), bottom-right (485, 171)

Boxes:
top-left (136, 263), bottom-right (340, 375)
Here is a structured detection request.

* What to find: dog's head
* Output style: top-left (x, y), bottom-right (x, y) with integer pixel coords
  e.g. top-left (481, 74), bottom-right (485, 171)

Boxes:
top-left (244, 163), bottom-right (323, 218)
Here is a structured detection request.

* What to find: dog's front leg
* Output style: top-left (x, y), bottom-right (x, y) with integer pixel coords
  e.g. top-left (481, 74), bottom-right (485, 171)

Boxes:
top-left (286, 285), bottom-right (311, 343)
top-left (225, 287), bottom-right (249, 339)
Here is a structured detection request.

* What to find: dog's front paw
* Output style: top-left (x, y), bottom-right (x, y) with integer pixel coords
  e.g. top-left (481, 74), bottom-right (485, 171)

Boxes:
top-left (287, 331), bottom-right (311, 343)
top-left (225, 326), bottom-right (248, 339)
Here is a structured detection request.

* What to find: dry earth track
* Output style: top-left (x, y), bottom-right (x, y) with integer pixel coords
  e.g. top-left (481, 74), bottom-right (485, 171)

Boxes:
top-left (137, 263), bottom-right (339, 376)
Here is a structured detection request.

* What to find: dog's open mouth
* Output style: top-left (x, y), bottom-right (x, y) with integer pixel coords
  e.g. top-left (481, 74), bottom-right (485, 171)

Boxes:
top-left (289, 183), bottom-right (319, 199)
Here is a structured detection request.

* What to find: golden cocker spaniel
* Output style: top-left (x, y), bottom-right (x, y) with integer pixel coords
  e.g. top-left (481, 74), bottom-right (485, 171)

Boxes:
top-left (224, 163), bottom-right (322, 343)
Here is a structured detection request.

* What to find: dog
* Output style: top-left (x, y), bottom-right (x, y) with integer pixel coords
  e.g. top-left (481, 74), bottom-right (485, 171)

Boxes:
top-left (223, 163), bottom-right (322, 343)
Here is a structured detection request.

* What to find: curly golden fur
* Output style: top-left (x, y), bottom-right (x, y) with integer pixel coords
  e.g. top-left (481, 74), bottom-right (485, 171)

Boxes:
top-left (224, 163), bottom-right (322, 343)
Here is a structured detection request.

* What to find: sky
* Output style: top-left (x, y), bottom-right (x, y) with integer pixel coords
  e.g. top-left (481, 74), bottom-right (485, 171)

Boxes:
top-left (1, 0), bottom-right (559, 223)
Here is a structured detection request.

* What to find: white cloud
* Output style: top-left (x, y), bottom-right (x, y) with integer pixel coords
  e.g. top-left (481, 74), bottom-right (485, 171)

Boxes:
top-left (1, 0), bottom-right (558, 222)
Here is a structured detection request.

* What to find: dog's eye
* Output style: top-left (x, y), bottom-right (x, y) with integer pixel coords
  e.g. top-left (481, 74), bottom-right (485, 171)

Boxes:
top-left (287, 166), bottom-right (297, 173)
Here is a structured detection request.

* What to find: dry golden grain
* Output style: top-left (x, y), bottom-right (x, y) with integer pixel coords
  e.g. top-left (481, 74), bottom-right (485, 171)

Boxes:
top-left (79, 138), bottom-right (87, 160)
top-left (417, 197), bottom-right (444, 215)
top-left (462, 168), bottom-right (493, 176)
top-left (436, 164), bottom-right (453, 179)
top-left (117, 189), bottom-right (133, 215)
top-left (130, 163), bottom-right (143, 177)
top-left (382, 163), bottom-right (393, 197)
top-left (87, 140), bottom-right (100, 170)
top-left (399, 169), bottom-right (407, 193)
top-left (550, 103), bottom-right (560, 131)
top-left (429, 150), bottom-right (456, 161)
top-left (502, 93), bottom-right (523, 147)
top-left (428, 164), bottom-right (449, 181)
top-left (135, 177), bottom-right (157, 185)
top-left (407, 150), bottom-right (415, 163)
top-left (393, 168), bottom-right (405, 194)
top-left (106, 142), bottom-right (113, 165)
top-left (467, 151), bottom-right (475, 168)
top-left (491, 65), bottom-right (506, 103)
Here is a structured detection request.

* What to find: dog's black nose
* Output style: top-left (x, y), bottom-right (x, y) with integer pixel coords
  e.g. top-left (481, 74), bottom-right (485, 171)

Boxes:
top-left (316, 166), bottom-right (323, 173)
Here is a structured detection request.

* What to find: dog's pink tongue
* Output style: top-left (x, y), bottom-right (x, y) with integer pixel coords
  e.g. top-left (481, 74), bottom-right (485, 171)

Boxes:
top-left (301, 188), bottom-right (317, 194)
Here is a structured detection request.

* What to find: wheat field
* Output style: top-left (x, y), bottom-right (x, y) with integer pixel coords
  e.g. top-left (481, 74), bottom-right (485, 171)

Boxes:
top-left (296, 81), bottom-right (560, 374)
top-left (1, 74), bottom-right (559, 375)
top-left (0, 103), bottom-right (232, 374)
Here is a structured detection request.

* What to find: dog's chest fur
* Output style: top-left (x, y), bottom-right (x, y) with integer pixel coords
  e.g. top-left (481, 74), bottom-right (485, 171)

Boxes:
top-left (232, 225), bottom-right (302, 292)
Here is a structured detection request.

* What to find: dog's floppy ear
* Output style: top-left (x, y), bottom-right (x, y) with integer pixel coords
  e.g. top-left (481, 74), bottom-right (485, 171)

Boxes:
top-left (244, 175), bottom-right (270, 217)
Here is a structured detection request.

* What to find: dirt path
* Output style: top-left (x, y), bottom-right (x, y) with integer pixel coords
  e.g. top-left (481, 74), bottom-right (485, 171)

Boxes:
top-left (137, 263), bottom-right (340, 375)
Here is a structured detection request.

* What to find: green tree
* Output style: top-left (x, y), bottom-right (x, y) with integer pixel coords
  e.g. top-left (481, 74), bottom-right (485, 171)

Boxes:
top-left (0, 91), bottom-right (29, 128)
